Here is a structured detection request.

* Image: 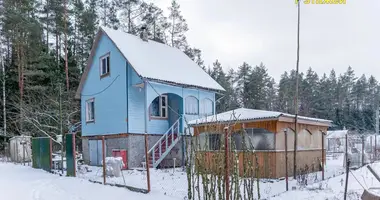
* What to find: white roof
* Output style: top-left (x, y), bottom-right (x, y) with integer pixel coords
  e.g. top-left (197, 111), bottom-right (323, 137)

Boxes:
top-left (101, 27), bottom-right (225, 91)
top-left (188, 108), bottom-right (332, 125)
top-left (326, 130), bottom-right (348, 139)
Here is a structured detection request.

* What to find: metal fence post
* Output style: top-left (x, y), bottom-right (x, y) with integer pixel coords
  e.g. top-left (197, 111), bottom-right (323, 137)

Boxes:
top-left (224, 127), bottom-right (230, 200)
top-left (362, 135), bottom-right (365, 166)
top-left (344, 133), bottom-right (349, 200)
top-left (144, 134), bottom-right (151, 192)
top-left (321, 131), bottom-right (324, 180)
top-left (375, 134), bottom-right (377, 162)
top-left (102, 136), bottom-right (106, 185)
top-left (284, 128), bottom-right (289, 191)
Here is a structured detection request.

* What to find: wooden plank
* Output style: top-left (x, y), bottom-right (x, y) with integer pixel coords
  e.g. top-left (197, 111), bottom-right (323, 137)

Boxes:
top-left (361, 190), bottom-right (380, 200)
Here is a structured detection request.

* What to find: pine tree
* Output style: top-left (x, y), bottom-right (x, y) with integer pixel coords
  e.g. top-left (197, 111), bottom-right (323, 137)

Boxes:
top-left (247, 63), bottom-right (271, 109)
top-left (184, 47), bottom-right (205, 70)
top-left (236, 62), bottom-right (252, 108)
top-left (168, 0), bottom-right (188, 50)
top-left (300, 67), bottom-right (319, 116)
top-left (139, 3), bottom-right (169, 42)
top-left (116, 0), bottom-right (141, 33)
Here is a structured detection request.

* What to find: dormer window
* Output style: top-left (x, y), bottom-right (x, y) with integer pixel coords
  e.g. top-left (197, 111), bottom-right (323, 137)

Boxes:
top-left (100, 53), bottom-right (110, 77)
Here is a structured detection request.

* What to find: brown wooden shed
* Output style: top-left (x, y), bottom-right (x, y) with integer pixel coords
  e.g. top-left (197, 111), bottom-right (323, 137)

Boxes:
top-left (188, 108), bottom-right (332, 179)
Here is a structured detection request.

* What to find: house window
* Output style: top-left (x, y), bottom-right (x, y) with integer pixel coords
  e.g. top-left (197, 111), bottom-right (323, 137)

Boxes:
top-left (185, 96), bottom-right (199, 115)
top-left (100, 53), bottom-right (110, 77)
top-left (150, 95), bottom-right (168, 118)
top-left (200, 98), bottom-right (213, 116)
top-left (86, 99), bottom-right (95, 122)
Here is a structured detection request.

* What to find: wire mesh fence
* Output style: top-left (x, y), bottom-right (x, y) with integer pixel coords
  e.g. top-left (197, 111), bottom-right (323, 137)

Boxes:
top-left (327, 133), bottom-right (380, 169)
top-left (78, 136), bottom-right (149, 193)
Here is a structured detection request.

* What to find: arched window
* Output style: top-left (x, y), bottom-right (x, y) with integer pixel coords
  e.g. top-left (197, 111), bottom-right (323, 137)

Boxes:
top-left (185, 96), bottom-right (199, 115)
top-left (200, 98), bottom-right (213, 116)
top-left (150, 95), bottom-right (168, 118)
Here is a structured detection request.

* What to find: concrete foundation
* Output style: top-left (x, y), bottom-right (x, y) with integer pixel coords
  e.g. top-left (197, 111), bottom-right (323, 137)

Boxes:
top-left (82, 134), bottom-right (187, 169)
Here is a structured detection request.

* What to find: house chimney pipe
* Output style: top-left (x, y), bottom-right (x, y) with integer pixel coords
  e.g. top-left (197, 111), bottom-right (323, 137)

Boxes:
top-left (140, 26), bottom-right (148, 42)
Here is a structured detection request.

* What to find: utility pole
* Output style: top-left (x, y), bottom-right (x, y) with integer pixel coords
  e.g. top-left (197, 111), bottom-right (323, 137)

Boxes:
top-left (293, 0), bottom-right (301, 179)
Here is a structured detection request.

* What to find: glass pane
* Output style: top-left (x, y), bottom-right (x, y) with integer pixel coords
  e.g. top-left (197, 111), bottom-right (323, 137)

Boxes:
top-left (150, 97), bottom-right (160, 116)
top-left (102, 58), bottom-right (106, 74)
top-left (90, 102), bottom-right (95, 120)
top-left (161, 108), bottom-right (166, 118)
top-left (161, 96), bottom-right (166, 106)
top-left (106, 56), bottom-right (110, 73)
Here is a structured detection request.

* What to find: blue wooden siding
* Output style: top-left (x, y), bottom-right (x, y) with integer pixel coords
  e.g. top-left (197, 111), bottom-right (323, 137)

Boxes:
top-left (127, 63), bottom-right (145, 133)
top-left (80, 33), bottom-right (217, 136)
top-left (81, 34), bottom-right (128, 136)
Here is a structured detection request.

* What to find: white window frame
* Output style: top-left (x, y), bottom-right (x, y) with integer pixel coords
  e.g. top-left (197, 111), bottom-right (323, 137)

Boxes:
top-left (100, 53), bottom-right (110, 77)
top-left (86, 98), bottom-right (95, 122)
top-left (159, 95), bottom-right (168, 118)
top-left (150, 95), bottom-right (168, 118)
top-left (185, 96), bottom-right (199, 115)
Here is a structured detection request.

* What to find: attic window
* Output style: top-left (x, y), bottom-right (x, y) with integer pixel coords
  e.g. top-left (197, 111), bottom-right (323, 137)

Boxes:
top-left (100, 53), bottom-right (110, 77)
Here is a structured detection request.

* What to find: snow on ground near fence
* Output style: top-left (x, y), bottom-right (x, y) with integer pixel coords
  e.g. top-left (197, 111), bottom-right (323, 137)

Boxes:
top-left (0, 163), bottom-right (176, 200)
top-left (77, 154), bottom-right (347, 199)
top-left (272, 162), bottom-right (380, 200)
top-left (3, 154), bottom-right (376, 200)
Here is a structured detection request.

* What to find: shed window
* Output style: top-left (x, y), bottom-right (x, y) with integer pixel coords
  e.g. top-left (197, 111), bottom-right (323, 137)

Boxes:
top-left (86, 99), bottom-right (95, 122)
top-left (185, 96), bottom-right (199, 115)
top-left (232, 128), bottom-right (275, 150)
top-left (100, 54), bottom-right (110, 77)
top-left (200, 98), bottom-right (213, 116)
top-left (150, 95), bottom-right (168, 118)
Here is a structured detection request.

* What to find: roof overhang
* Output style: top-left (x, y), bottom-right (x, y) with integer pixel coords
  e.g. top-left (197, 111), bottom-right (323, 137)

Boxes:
top-left (189, 115), bottom-right (332, 128)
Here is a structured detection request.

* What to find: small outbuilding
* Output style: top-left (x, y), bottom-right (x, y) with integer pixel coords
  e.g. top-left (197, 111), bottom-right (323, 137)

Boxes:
top-left (9, 135), bottom-right (32, 163)
top-left (188, 108), bottom-right (332, 179)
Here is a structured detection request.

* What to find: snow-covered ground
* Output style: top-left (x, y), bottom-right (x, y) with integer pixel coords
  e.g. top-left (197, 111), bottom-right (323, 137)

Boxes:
top-left (77, 154), bottom-right (348, 199)
top-left (0, 162), bottom-right (176, 200)
top-left (272, 162), bottom-right (380, 200)
top-left (2, 154), bottom-right (380, 199)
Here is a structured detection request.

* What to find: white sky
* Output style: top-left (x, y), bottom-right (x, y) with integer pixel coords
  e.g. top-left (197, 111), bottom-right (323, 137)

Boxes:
top-left (153, 0), bottom-right (380, 81)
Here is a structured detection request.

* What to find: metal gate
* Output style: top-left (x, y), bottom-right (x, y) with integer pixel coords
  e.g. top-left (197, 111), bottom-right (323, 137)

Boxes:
top-left (32, 137), bottom-right (52, 172)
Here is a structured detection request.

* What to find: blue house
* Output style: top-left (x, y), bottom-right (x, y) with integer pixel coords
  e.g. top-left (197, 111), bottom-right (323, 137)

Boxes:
top-left (75, 27), bottom-right (224, 169)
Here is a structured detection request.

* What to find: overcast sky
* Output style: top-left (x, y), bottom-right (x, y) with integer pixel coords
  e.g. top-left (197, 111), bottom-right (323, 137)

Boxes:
top-left (153, 0), bottom-right (380, 81)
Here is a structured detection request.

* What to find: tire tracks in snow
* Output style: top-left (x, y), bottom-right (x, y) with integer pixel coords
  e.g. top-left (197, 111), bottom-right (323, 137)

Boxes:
top-left (31, 177), bottom-right (85, 200)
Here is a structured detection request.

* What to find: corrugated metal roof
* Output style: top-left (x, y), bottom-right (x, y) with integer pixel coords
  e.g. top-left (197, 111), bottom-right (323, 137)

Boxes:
top-left (188, 108), bottom-right (332, 125)
top-left (326, 130), bottom-right (348, 139)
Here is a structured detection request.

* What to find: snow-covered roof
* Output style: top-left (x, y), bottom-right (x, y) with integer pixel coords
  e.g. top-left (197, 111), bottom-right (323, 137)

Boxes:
top-left (104, 27), bottom-right (224, 91)
top-left (188, 108), bottom-right (332, 125)
top-left (326, 130), bottom-right (348, 139)
top-left (75, 27), bottom-right (225, 98)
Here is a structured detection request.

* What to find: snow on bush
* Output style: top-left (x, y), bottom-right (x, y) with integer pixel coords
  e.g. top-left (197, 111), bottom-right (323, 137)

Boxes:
top-left (101, 157), bottom-right (124, 177)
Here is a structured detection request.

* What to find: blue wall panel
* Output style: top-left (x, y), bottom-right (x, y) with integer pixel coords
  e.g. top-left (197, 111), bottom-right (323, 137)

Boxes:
top-left (80, 33), bottom-right (217, 136)
top-left (81, 34), bottom-right (127, 136)
top-left (127, 65), bottom-right (145, 133)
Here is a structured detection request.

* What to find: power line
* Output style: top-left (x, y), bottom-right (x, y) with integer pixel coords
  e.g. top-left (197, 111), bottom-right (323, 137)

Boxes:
top-left (81, 75), bottom-right (120, 97)
top-left (144, 79), bottom-right (182, 118)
